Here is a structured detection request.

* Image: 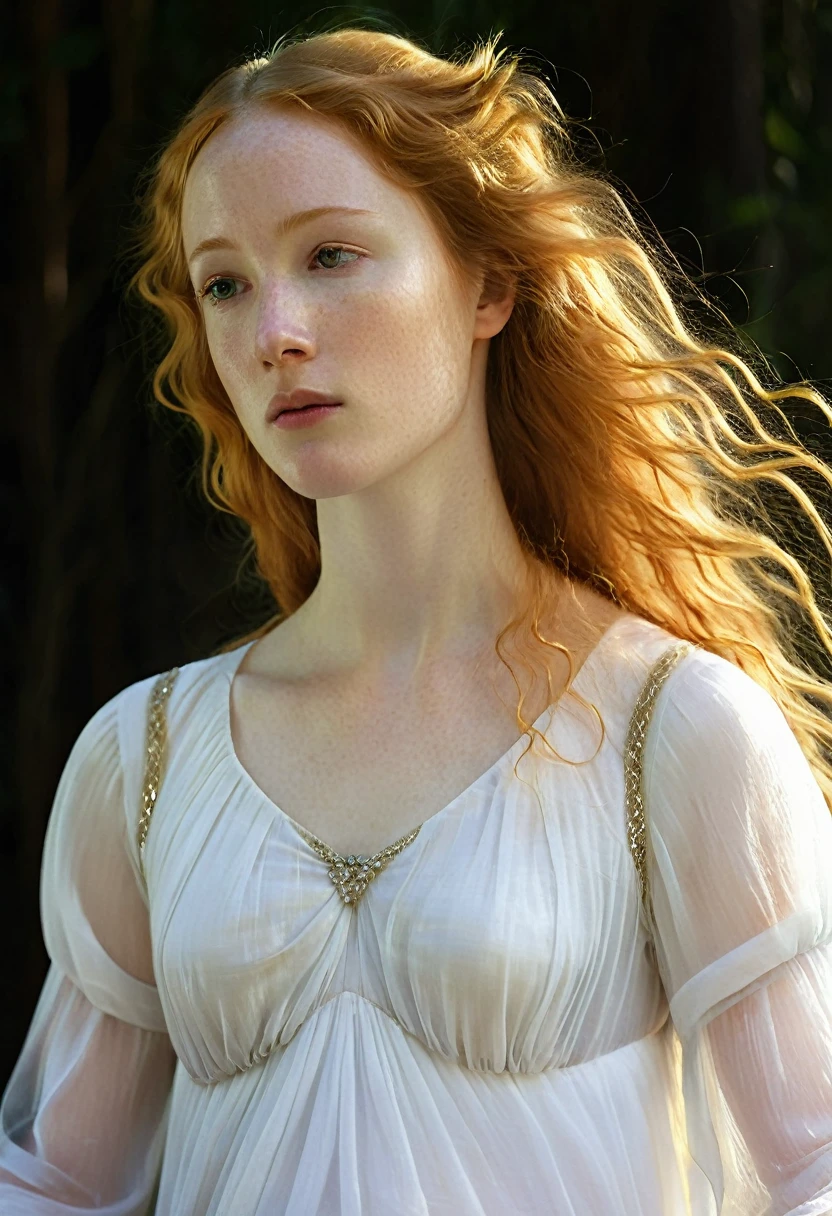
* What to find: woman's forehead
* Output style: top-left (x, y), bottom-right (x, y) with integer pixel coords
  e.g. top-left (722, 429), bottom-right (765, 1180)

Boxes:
top-left (187, 107), bottom-right (380, 193)
top-left (181, 114), bottom-right (436, 260)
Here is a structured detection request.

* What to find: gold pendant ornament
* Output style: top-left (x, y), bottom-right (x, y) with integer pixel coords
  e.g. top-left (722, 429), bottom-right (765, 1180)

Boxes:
top-left (294, 824), bottom-right (423, 907)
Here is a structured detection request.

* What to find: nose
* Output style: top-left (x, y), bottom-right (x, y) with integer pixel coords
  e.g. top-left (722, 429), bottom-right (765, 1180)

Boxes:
top-left (254, 284), bottom-right (316, 367)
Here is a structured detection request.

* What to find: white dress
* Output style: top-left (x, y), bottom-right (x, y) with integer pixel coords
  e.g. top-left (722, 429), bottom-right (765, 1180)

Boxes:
top-left (2, 612), bottom-right (832, 1216)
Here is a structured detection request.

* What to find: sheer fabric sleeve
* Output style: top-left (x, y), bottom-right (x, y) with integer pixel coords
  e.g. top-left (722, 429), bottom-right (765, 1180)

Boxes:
top-left (0, 687), bottom-right (178, 1213)
top-left (643, 648), bottom-right (832, 1216)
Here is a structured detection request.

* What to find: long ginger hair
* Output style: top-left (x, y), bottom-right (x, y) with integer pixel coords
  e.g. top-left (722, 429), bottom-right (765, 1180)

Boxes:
top-left (125, 25), bottom-right (832, 805)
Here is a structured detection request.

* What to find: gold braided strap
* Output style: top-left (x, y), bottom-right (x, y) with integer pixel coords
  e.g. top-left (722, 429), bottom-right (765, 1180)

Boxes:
top-left (623, 639), bottom-right (696, 943)
top-left (138, 666), bottom-right (180, 883)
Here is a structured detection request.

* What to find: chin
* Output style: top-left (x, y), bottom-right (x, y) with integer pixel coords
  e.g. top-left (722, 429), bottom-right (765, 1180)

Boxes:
top-left (270, 457), bottom-right (380, 502)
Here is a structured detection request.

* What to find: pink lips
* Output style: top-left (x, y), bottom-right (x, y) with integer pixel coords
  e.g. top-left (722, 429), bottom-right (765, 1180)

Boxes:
top-left (272, 403), bottom-right (342, 429)
top-left (266, 388), bottom-right (342, 422)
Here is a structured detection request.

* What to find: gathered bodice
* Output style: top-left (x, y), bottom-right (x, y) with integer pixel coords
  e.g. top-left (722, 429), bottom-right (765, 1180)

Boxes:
top-left (144, 616), bottom-right (666, 1085)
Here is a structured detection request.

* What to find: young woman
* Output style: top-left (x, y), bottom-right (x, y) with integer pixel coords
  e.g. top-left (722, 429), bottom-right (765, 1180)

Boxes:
top-left (2, 26), bottom-right (831, 1216)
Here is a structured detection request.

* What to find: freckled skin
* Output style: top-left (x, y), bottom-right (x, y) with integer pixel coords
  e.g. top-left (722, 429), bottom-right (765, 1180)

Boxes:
top-left (180, 106), bottom-right (590, 682)
top-left (181, 109), bottom-right (510, 502)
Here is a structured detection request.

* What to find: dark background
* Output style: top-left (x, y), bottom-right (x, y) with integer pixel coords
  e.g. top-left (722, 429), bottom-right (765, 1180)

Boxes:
top-left (2, 0), bottom-right (830, 1087)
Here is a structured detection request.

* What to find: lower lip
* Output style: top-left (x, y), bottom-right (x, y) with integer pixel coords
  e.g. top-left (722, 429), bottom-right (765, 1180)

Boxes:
top-left (272, 404), bottom-right (342, 429)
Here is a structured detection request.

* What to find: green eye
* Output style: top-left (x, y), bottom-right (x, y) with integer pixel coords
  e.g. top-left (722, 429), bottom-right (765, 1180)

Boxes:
top-left (313, 246), bottom-right (360, 271)
top-left (200, 277), bottom-right (241, 306)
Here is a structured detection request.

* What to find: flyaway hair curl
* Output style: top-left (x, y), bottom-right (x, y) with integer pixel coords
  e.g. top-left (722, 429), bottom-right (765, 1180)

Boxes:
top-left (124, 25), bottom-right (832, 807)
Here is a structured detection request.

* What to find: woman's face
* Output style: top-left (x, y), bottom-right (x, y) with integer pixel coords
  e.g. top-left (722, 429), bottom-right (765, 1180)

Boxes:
top-left (181, 106), bottom-right (513, 500)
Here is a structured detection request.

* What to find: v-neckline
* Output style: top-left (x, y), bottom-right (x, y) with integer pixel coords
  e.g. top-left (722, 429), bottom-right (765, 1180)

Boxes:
top-left (219, 611), bottom-right (635, 864)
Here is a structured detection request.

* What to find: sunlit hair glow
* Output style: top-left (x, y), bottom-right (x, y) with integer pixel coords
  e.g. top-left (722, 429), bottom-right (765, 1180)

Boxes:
top-left (125, 25), bottom-right (832, 804)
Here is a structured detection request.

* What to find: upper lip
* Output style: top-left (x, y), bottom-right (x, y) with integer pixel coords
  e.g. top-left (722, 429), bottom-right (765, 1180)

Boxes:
top-left (266, 389), bottom-right (342, 421)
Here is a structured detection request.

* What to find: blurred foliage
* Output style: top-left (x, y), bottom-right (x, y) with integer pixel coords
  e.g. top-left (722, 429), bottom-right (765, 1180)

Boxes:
top-left (2, 0), bottom-right (831, 1078)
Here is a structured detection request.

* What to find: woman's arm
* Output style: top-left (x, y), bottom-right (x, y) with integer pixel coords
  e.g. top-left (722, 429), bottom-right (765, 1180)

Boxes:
top-left (0, 686), bottom-right (177, 1212)
top-left (644, 647), bottom-right (832, 1216)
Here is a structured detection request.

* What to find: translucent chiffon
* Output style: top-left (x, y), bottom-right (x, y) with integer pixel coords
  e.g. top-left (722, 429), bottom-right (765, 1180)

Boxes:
top-left (1, 613), bottom-right (831, 1214)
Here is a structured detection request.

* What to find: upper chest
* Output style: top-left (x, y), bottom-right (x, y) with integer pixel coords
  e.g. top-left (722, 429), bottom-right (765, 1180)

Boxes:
top-left (224, 601), bottom-right (630, 860)
top-left (228, 654), bottom-right (561, 859)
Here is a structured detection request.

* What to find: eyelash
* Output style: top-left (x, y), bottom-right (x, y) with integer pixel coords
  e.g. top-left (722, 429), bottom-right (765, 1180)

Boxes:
top-left (198, 245), bottom-right (362, 308)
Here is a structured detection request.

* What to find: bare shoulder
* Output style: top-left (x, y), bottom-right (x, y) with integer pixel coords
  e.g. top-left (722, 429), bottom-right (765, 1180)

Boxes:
top-left (542, 580), bottom-right (631, 666)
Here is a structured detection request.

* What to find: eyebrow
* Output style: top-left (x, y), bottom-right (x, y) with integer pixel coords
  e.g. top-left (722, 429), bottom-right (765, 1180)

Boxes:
top-left (186, 206), bottom-right (379, 267)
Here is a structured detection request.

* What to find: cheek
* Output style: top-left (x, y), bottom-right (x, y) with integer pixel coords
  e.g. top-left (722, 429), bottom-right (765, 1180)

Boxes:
top-left (203, 324), bottom-right (255, 425)
top-left (347, 269), bottom-right (473, 401)
top-left (207, 327), bottom-right (248, 391)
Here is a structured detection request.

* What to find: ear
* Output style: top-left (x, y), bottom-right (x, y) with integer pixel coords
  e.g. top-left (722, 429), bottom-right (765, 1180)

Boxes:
top-left (473, 273), bottom-right (516, 340)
